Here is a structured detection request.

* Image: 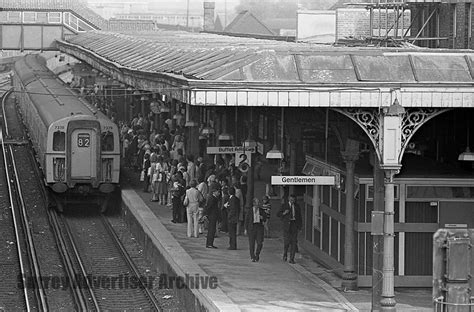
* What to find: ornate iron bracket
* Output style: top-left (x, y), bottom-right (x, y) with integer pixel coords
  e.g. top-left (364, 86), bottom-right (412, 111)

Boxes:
top-left (399, 108), bottom-right (451, 161)
top-left (333, 108), bottom-right (383, 161)
top-left (333, 107), bottom-right (451, 165)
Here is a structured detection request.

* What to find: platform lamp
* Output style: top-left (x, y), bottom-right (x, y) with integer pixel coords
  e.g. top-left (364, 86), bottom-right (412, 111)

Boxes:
top-left (266, 108), bottom-right (285, 197)
top-left (140, 95), bottom-right (148, 117)
top-left (458, 125), bottom-right (474, 161)
top-left (201, 124), bottom-right (215, 135)
top-left (218, 132), bottom-right (233, 146)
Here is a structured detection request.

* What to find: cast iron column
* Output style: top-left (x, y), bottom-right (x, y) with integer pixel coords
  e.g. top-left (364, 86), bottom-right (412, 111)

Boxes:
top-left (372, 156), bottom-right (385, 310)
top-left (341, 151), bottom-right (359, 291)
top-left (380, 169), bottom-right (397, 311)
top-left (246, 108), bottom-right (254, 212)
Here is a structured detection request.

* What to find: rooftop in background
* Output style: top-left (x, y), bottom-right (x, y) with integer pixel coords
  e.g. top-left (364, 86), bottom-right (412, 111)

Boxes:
top-left (0, 0), bottom-right (156, 31)
top-left (58, 30), bottom-right (474, 84)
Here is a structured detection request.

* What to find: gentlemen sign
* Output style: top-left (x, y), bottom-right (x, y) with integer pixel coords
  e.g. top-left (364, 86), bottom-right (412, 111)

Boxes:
top-left (271, 176), bottom-right (336, 185)
top-left (206, 146), bottom-right (256, 154)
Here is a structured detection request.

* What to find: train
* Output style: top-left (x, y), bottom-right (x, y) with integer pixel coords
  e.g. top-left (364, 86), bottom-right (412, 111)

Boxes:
top-left (12, 54), bottom-right (120, 212)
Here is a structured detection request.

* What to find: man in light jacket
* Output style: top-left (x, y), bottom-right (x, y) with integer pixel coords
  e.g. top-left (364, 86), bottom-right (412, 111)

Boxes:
top-left (183, 179), bottom-right (204, 238)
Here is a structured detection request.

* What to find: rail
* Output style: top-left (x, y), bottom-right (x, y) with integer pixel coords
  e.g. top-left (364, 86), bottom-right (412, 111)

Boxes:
top-left (101, 215), bottom-right (162, 311)
top-left (1, 88), bottom-right (48, 311)
top-left (47, 208), bottom-right (100, 311)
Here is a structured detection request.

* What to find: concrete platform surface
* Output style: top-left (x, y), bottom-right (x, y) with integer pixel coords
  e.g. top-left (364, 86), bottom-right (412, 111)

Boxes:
top-left (121, 169), bottom-right (433, 311)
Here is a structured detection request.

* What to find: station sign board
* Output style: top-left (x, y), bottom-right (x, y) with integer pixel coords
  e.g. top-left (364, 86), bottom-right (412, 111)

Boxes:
top-left (206, 146), bottom-right (256, 154)
top-left (271, 176), bottom-right (336, 185)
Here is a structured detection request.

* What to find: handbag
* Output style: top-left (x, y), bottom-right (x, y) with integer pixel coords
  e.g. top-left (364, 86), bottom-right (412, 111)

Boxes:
top-left (140, 170), bottom-right (145, 182)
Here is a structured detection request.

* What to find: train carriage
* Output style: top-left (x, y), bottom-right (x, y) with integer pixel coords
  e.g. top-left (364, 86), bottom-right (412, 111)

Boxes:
top-left (12, 54), bottom-right (120, 211)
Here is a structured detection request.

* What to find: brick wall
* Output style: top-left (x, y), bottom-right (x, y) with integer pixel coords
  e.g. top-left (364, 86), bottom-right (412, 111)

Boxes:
top-left (336, 8), bottom-right (410, 40)
top-left (336, 8), bottom-right (370, 40)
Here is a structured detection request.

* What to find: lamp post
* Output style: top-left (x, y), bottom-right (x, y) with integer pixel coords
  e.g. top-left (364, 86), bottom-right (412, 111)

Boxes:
top-left (380, 99), bottom-right (405, 311)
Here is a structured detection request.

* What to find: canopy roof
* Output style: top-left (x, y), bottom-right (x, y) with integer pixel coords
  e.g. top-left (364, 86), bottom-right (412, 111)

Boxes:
top-left (60, 30), bottom-right (474, 83)
top-left (57, 30), bottom-right (474, 108)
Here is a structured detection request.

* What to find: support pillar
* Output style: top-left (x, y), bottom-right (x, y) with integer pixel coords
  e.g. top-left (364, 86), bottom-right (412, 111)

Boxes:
top-left (289, 142), bottom-right (296, 195)
top-left (245, 108), bottom-right (255, 213)
top-left (380, 169), bottom-right (398, 311)
top-left (372, 156), bottom-right (385, 311)
top-left (341, 151), bottom-right (359, 291)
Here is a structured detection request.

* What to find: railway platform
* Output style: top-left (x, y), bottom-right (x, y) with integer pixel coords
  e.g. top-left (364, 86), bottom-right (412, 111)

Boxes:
top-left (119, 167), bottom-right (432, 311)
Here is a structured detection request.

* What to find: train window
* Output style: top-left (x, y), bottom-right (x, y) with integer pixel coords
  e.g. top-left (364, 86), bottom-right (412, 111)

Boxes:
top-left (53, 131), bottom-right (65, 151)
top-left (101, 132), bottom-right (114, 151)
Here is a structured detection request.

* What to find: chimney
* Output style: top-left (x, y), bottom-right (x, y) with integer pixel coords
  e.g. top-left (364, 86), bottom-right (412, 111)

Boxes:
top-left (203, 1), bottom-right (215, 31)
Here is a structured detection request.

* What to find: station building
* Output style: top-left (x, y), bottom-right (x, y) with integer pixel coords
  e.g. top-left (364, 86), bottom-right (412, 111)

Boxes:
top-left (2, 0), bottom-right (474, 309)
top-left (50, 31), bottom-right (474, 295)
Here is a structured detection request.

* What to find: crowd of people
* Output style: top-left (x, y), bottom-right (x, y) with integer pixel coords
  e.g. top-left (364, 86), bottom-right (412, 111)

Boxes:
top-left (120, 113), bottom-right (302, 264)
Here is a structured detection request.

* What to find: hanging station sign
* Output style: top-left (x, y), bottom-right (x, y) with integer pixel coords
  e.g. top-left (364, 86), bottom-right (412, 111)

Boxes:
top-left (206, 146), bottom-right (256, 154)
top-left (271, 176), bottom-right (336, 185)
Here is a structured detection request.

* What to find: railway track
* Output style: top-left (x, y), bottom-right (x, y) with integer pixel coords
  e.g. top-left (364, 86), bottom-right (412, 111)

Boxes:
top-left (48, 206), bottom-right (162, 311)
top-left (1, 66), bottom-right (170, 311)
top-left (0, 87), bottom-right (47, 310)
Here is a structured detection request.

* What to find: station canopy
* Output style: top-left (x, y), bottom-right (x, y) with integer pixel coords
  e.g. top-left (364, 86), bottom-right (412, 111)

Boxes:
top-left (57, 30), bottom-right (474, 108)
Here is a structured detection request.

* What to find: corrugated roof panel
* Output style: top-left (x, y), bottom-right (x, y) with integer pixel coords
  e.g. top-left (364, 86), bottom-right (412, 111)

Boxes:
top-left (296, 55), bottom-right (357, 83)
top-left (190, 53), bottom-right (241, 77)
top-left (151, 50), bottom-right (191, 72)
top-left (143, 50), bottom-right (192, 72)
top-left (173, 49), bottom-right (218, 71)
top-left (58, 30), bottom-right (474, 84)
top-left (411, 55), bottom-right (472, 82)
top-left (181, 50), bottom-right (243, 76)
top-left (138, 48), bottom-right (183, 71)
top-left (127, 46), bottom-right (174, 68)
top-left (179, 50), bottom-right (235, 73)
top-left (353, 55), bottom-right (416, 82)
top-left (242, 53), bottom-right (299, 81)
top-left (219, 69), bottom-right (243, 81)
top-left (104, 41), bottom-right (143, 60)
top-left (200, 54), bottom-right (261, 80)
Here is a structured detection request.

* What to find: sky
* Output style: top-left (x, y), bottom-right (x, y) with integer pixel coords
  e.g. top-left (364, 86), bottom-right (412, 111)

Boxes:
top-left (137, 0), bottom-right (241, 15)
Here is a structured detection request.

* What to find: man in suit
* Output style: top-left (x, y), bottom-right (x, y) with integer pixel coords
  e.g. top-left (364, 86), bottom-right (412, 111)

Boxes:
top-left (277, 194), bottom-right (302, 264)
top-left (204, 182), bottom-right (221, 248)
top-left (226, 187), bottom-right (240, 250)
top-left (245, 198), bottom-right (267, 262)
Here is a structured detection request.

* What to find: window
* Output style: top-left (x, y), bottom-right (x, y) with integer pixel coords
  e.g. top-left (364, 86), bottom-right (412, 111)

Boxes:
top-left (8, 12), bottom-right (21, 23)
top-left (53, 131), bottom-right (65, 151)
top-left (23, 12), bottom-right (36, 23)
top-left (48, 12), bottom-right (61, 23)
top-left (101, 132), bottom-right (114, 151)
top-left (37, 12), bottom-right (47, 23)
top-left (406, 186), bottom-right (474, 199)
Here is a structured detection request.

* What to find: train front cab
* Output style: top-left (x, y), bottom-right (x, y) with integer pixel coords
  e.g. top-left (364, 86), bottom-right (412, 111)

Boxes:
top-left (45, 116), bottom-right (120, 203)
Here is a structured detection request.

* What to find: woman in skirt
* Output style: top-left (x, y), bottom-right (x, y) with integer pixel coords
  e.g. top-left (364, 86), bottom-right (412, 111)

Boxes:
top-left (156, 155), bottom-right (169, 205)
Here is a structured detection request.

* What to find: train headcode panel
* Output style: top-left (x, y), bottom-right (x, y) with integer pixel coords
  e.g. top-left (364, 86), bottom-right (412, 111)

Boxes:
top-left (77, 133), bottom-right (91, 147)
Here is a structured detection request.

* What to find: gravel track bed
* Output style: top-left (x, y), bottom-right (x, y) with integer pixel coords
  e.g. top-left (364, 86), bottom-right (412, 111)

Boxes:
top-left (0, 137), bottom-right (27, 311)
top-left (106, 213), bottom-right (184, 312)
top-left (4, 96), bottom-right (74, 311)
top-left (63, 207), bottom-right (160, 311)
